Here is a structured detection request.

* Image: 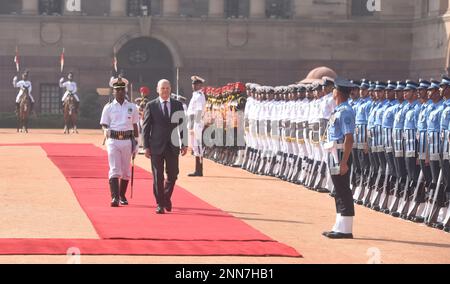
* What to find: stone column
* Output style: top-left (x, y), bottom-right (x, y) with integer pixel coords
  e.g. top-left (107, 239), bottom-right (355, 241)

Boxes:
top-left (209, 0), bottom-right (224, 18)
top-left (22, 0), bottom-right (39, 15)
top-left (249, 0), bottom-right (265, 18)
top-left (163, 0), bottom-right (180, 17)
top-left (110, 0), bottom-right (127, 16)
top-left (293, 0), bottom-right (313, 18)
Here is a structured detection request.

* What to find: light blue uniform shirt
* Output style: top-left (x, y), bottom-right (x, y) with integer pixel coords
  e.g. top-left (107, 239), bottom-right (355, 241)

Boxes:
top-left (382, 100), bottom-right (398, 128)
top-left (404, 101), bottom-right (420, 130)
top-left (355, 98), bottom-right (371, 125)
top-left (393, 101), bottom-right (408, 130)
top-left (440, 100), bottom-right (450, 131)
top-left (417, 100), bottom-right (432, 132)
top-left (328, 101), bottom-right (355, 142)
top-left (427, 100), bottom-right (444, 132)
top-left (375, 100), bottom-right (389, 126)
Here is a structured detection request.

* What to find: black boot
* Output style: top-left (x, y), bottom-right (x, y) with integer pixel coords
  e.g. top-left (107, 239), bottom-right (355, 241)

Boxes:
top-left (119, 179), bottom-right (129, 205)
top-left (109, 178), bottom-right (120, 207)
top-left (30, 102), bottom-right (34, 112)
top-left (188, 157), bottom-right (203, 177)
top-left (15, 103), bottom-right (20, 114)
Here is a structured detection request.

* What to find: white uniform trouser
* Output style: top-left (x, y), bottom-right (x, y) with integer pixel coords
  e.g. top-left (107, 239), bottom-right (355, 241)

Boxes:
top-left (16, 93), bottom-right (35, 103)
top-left (190, 123), bottom-right (204, 157)
top-left (107, 139), bottom-right (132, 180)
top-left (249, 120), bottom-right (257, 148)
top-left (61, 92), bottom-right (80, 102)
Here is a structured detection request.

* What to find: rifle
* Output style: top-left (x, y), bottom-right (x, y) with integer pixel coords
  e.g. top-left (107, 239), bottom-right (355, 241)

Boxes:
top-left (425, 170), bottom-right (444, 226)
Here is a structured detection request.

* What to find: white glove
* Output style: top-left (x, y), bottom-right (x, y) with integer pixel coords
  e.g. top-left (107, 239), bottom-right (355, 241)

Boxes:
top-left (103, 129), bottom-right (110, 138)
top-left (60, 77), bottom-right (65, 83)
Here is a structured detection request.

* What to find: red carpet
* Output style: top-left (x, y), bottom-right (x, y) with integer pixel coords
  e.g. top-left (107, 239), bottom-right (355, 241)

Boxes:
top-left (0, 239), bottom-right (299, 256)
top-left (0, 143), bottom-right (301, 257)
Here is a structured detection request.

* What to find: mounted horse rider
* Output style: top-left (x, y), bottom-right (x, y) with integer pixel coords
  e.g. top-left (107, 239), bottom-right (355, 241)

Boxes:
top-left (60, 72), bottom-right (80, 112)
top-left (13, 70), bottom-right (35, 113)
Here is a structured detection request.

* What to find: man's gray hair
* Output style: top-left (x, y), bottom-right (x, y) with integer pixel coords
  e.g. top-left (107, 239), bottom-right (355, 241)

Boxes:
top-left (157, 79), bottom-right (171, 91)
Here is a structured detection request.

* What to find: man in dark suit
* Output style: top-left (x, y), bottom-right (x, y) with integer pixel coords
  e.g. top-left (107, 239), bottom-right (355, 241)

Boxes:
top-left (142, 79), bottom-right (188, 214)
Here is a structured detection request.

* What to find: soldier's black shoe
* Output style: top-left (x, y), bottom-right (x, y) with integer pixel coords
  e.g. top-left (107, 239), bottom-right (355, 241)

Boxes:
top-left (111, 198), bottom-right (120, 207)
top-left (156, 206), bottom-right (165, 214)
top-left (356, 200), bottom-right (364, 205)
top-left (413, 217), bottom-right (425, 223)
top-left (433, 223), bottom-right (444, 230)
top-left (324, 232), bottom-right (353, 239)
top-left (322, 231), bottom-right (335, 237)
top-left (444, 226), bottom-right (450, 232)
top-left (188, 172), bottom-right (203, 177)
top-left (391, 212), bottom-right (400, 218)
top-left (317, 188), bottom-right (330, 194)
top-left (109, 178), bottom-right (120, 207)
top-left (165, 201), bottom-right (172, 212)
top-left (119, 179), bottom-right (129, 206)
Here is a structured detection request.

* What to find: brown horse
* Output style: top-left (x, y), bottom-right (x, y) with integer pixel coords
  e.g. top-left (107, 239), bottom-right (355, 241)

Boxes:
top-left (63, 93), bottom-right (78, 134)
top-left (17, 90), bottom-right (31, 133)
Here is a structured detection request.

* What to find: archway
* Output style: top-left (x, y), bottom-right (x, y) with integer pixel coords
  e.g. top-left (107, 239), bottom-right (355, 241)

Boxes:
top-left (117, 37), bottom-right (174, 95)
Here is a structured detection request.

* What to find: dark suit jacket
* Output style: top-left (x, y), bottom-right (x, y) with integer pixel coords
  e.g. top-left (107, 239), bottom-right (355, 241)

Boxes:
top-left (142, 97), bottom-right (187, 155)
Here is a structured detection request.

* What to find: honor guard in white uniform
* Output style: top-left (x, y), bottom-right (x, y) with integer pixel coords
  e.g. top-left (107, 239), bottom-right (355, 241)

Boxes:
top-left (187, 76), bottom-right (207, 177)
top-left (314, 77), bottom-right (337, 192)
top-left (323, 78), bottom-right (356, 239)
top-left (242, 83), bottom-right (255, 170)
top-left (100, 81), bottom-right (139, 207)
top-left (13, 70), bottom-right (35, 113)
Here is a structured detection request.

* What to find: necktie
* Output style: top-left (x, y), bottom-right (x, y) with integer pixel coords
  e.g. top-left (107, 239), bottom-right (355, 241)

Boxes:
top-left (163, 101), bottom-right (169, 120)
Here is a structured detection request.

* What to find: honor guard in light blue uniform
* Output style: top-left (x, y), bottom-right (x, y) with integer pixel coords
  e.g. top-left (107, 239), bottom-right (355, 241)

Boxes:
top-left (440, 76), bottom-right (450, 232)
top-left (349, 80), bottom-right (362, 197)
top-left (426, 81), bottom-right (444, 188)
top-left (369, 82), bottom-right (389, 208)
top-left (392, 80), bottom-right (422, 219)
top-left (322, 78), bottom-right (356, 239)
top-left (426, 79), bottom-right (450, 229)
top-left (375, 80), bottom-right (399, 212)
top-left (353, 79), bottom-right (372, 204)
top-left (388, 81), bottom-right (409, 213)
top-left (417, 79), bottom-right (434, 198)
top-left (363, 82), bottom-right (380, 206)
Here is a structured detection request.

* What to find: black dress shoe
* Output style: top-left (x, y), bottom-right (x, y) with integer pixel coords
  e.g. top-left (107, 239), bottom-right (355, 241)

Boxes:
top-left (322, 231), bottom-right (335, 237)
top-left (444, 226), bottom-right (450, 232)
top-left (119, 197), bottom-right (128, 206)
top-left (111, 198), bottom-right (119, 207)
top-left (413, 217), bottom-right (425, 223)
top-left (165, 201), bottom-right (172, 212)
top-left (325, 232), bottom-right (353, 239)
top-left (188, 172), bottom-right (203, 177)
top-left (391, 212), bottom-right (400, 218)
top-left (156, 206), bottom-right (165, 214)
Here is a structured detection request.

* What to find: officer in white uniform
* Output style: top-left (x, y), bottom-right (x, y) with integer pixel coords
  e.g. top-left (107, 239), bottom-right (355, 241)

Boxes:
top-left (187, 76), bottom-right (206, 177)
top-left (110, 70), bottom-right (130, 101)
top-left (60, 72), bottom-right (80, 103)
top-left (100, 81), bottom-right (139, 207)
top-left (13, 70), bottom-right (35, 112)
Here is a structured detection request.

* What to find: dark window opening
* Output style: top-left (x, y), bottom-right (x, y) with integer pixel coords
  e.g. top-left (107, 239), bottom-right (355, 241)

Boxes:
top-left (40, 84), bottom-right (62, 114)
top-left (266, 0), bottom-right (292, 19)
top-left (225, 0), bottom-right (249, 18)
top-left (39, 0), bottom-right (63, 16)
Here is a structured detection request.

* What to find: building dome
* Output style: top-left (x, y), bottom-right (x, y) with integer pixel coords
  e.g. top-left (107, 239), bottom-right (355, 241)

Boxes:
top-left (300, 66), bottom-right (338, 84)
